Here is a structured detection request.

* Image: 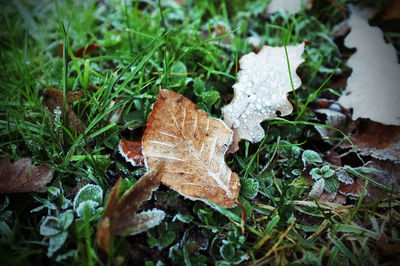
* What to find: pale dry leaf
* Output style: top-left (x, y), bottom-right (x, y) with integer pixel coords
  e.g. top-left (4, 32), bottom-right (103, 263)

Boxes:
top-left (338, 11), bottom-right (400, 125)
top-left (0, 157), bottom-right (53, 193)
top-left (222, 43), bottom-right (304, 152)
top-left (97, 163), bottom-right (165, 253)
top-left (309, 178), bottom-right (324, 198)
top-left (267, 0), bottom-right (310, 14)
top-left (142, 89), bottom-right (240, 208)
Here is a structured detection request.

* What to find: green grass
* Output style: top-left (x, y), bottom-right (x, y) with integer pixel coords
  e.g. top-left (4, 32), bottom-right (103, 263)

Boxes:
top-left (1, 0), bottom-right (399, 265)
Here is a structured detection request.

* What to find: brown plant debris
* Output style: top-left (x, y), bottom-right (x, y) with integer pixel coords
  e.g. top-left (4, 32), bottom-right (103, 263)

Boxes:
top-left (42, 88), bottom-right (86, 134)
top-left (119, 139), bottom-right (145, 167)
top-left (142, 89), bottom-right (240, 208)
top-left (0, 157), bottom-right (53, 193)
top-left (97, 163), bottom-right (165, 253)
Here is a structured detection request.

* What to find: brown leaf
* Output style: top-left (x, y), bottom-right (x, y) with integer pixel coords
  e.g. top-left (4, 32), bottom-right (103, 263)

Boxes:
top-left (142, 89), bottom-right (240, 208)
top-left (97, 163), bottom-right (165, 253)
top-left (42, 88), bottom-right (86, 134)
top-left (0, 157), bottom-right (53, 193)
top-left (338, 178), bottom-right (365, 197)
top-left (119, 139), bottom-right (145, 167)
top-left (363, 159), bottom-right (400, 202)
top-left (341, 119), bottom-right (400, 163)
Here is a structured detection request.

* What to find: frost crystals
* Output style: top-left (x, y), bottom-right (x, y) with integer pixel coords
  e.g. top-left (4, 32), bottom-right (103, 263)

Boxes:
top-left (222, 43), bottom-right (304, 152)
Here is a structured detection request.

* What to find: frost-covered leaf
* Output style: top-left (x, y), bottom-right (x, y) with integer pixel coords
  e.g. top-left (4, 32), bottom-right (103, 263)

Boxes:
top-left (40, 216), bottom-right (61, 236)
top-left (143, 89), bottom-right (240, 208)
top-left (58, 211), bottom-right (74, 231)
top-left (302, 150), bottom-right (323, 166)
top-left (73, 184), bottom-right (103, 214)
top-left (222, 44), bottom-right (304, 151)
top-left (338, 11), bottom-right (400, 125)
top-left (335, 169), bottom-right (354, 185)
top-left (309, 178), bottom-right (324, 198)
top-left (324, 177), bottom-right (339, 193)
top-left (96, 164), bottom-right (165, 253)
top-left (0, 157), bottom-right (53, 193)
top-left (239, 177), bottom-right (259, 199)
top-left (340, 120), bottom-right (400, 163)
top-left (76, 200), bottom-right (100, 218)
top-left (119, 138), bottom-right (145, 167)
top-left (47, 232), bottom-right (68, 257)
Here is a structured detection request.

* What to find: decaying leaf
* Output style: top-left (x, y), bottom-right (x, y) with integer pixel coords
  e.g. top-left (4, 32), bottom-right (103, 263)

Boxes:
top-left (364, 159), bottom-right (400, 202)
top-left (338, 11), bottom-right (400, 126)
top-left (97, 163), bottom-right (165, 253)
top-left (42, 88), bottom-right (85, 134)
top-left (222, 43), bottom-right (304, 152)
top-left (142, 89), bottom-right (240, 208)
top-left (119, 139), bottom-right (145, 167)
top-left (0, 157), bottom-right (53, 193)
top-left (340, 119), bottom-right (400, 163)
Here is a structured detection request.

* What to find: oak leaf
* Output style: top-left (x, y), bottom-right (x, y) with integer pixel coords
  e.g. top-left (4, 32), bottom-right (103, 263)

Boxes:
top-left (97, 163), bottom-right (165, 253)
top-left (142, 89), bottom-right (240, 208)
top-left (0, 157), bottom-right (53, 193)
top-left (222, 43), bottom-right (304, 152)
top-left (338, 11), bottom-right (400, 125)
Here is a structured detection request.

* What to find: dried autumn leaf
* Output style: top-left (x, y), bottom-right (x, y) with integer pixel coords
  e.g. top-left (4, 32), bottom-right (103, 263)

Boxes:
top-left (364, 159), bottom-right (400, 202)
top-left (97, 163), bottom-right (165, 253)
top-left (0, 157), bottom-right (53, 193)
top-left (340, 119), bottom-right (400, 163)
top-left (42, 88), bottom-right (85, 134)
top-left (142, 89), bottom-right (240, 208)
top-left (338, 11), bottom-right (400, 126)
top-left (222, 43), bottom-right (304, 152)
top-left (119, 139), bottom-right (145, 167)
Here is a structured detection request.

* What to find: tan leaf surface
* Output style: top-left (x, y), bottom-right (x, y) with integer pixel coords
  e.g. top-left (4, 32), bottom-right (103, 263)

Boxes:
top-left (97, 163), bottom-right (165, 253)
top-left (0, 157), bottom-right (53, 193)
top-left (222, 43), bottom-right (304, 152)
top-left (142, 89), bottom-right (240, 208)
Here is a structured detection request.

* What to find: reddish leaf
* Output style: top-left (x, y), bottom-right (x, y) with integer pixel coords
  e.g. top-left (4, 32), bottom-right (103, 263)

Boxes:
top-left (341, 119), bottom-right (400, 163)
top-left (119, 139), bottom-right (145, 167)
top-left (0, 157), bottom-right (53, 193)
